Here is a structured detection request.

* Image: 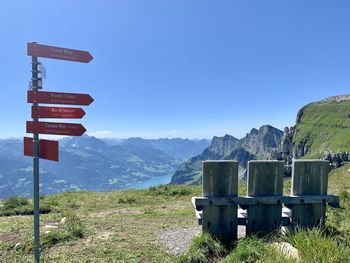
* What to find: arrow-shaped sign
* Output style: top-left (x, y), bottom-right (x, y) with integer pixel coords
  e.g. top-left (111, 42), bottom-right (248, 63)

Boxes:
top-left (24, 137), bottom-right (59, 161)
top-left (32, 106), bottom-right (86, 119)
top-left (27, 42), bottom-right (93, 63)
top-left (26, 121), bottom-right (86, 136)
top-left (28, 90), bottom-right (94, 106)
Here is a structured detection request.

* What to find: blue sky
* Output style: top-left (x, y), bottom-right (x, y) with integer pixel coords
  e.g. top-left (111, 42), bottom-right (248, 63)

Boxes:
top-left (0, 1), bottom-right (349, 139)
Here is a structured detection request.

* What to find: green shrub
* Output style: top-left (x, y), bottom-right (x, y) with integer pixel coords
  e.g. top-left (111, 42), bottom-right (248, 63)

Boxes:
top-left (147, 185), bottom-right (192, 196)
top-left (178, 233), bottom-right (226, 263)
top-left (117, 196), bottom-right (137, 204)
top-left (64, 211), bottom-right (86, 239)
top-left (0, 197), bottom-right (51, 217)
top-left (41, 231), bottom-right (72, 248)
top-left (3, 196), bottom-right (29, 210)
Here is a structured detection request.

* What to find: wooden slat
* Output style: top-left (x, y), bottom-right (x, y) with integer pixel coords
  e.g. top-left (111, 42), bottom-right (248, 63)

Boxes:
top-left (192, 195), bottom-right (339, 207)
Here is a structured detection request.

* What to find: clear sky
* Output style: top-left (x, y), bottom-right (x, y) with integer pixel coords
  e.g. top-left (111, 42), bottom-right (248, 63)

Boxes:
top-left (1, 1), bottom-right (349, 139)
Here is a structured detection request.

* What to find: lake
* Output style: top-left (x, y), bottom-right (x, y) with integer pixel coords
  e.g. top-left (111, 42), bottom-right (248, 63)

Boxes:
top-left (127, 173), bottom-right (173, 189)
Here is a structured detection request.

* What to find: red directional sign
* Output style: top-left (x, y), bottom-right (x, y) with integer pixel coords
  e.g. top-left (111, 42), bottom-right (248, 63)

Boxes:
top-left (32, 106), bottom-right (85, 119)
top-left (26, 121), bottom-right (86, 136)
top-left (28, 90), bottom-right (94, 106)
top-left (24, 137), bottom-right (59, 161)
top-left (27, 42), bottom-right (93, 63)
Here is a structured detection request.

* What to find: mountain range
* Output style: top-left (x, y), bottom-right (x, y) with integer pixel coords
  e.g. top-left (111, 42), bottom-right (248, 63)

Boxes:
top-left (0, 137), bottom-right (210, 198)
top-left (1, 94), bottom-right (349, 198)
top-left (120, 137), bottom-right (210, 160)
top-left (170, 94), bottom-right (350, 185)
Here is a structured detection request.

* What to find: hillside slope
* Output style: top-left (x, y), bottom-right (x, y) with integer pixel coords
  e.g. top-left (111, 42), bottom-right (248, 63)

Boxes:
top-left (292, 94), bottom-right (350, 158)
top-left (0, 163), bottom-right (349, 262)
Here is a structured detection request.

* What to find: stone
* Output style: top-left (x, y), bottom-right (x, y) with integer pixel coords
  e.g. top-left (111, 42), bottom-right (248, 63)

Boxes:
top-left (271, 242), bottom-right (300, 261)
top-left (44, 225), bottom-right (58, 229)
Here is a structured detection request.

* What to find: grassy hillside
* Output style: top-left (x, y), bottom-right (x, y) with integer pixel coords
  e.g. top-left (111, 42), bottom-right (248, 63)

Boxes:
top-left (293, 97), bottom-right (350, 158)
top-left (1, 163), bottom-right (350, 262)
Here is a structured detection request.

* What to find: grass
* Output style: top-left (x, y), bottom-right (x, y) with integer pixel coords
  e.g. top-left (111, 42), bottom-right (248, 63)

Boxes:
top-left (285, 228), bottom-right (350, 262)
top-left (0, 163), bottom-right (349, 262)
top-left (0, 185), bottom-right (202, 262)
top-left (223, 236), bottom-right (290, 263)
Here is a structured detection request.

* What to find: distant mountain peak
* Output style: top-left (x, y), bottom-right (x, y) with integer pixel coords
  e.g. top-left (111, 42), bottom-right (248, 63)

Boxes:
top-left (171, 124), bottom-right (283, 184)
top-left (212, 134), bottom-right (239, 142)
top-left (249, 128), bottom-right (259, 134)
top-left (60, 134), bottom-right (107, 151)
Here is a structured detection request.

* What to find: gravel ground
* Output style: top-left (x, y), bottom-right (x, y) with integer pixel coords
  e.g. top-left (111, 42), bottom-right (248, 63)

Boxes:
top-left (156, 226), bottom-right (246, 255)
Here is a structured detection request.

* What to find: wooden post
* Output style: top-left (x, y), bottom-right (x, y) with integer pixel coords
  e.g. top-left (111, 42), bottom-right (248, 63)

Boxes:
top-left (202, 161), bottom-right (238, 243)
top-left (246, 160), bottom-right (284, 235)
top-left (291, 160), bottom-right (329, 227)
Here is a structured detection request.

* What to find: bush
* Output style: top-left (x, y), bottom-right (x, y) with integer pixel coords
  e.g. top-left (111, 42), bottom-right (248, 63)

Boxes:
top-left (64, 211), bottom-right (86, 239)
top-left (178, 233), bottom-right (226, 263)
top-left (117, 196), bottom-right (137, 204)
top-left (0, 196), bottom-right (51, 217)
top-left (3, 196), bottom-right (29, 210)
top-left (41, 231), bottom-right (72, 248)
top-left (147, 185), bottom-right (192, 196)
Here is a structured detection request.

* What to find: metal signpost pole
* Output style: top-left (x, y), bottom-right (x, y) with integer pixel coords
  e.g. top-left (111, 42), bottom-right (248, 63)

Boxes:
top-left (31, 55), bottom-right (40, 263)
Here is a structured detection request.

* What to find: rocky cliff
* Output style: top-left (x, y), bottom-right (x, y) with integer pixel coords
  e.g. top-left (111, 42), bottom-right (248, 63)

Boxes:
top-left (281, 94), bottom-right (350, 168)
top-left (170, 125), bottom-right (283, 184)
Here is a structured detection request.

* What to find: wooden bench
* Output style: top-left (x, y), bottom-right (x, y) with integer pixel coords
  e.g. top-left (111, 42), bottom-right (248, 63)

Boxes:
top-left (192, 160), bottom-right (340, 242)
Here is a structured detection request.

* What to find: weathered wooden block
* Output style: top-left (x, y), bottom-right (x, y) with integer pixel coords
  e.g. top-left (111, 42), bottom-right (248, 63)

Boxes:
top-left (202, 160), bottom-right (238, 243)
top-left (246, 160), bottom-right (284, 236)
top-left (290, 160), bottom-right (329, 227)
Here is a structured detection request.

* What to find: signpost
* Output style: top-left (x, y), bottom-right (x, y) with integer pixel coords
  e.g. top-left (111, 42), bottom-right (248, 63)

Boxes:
top-left (27, 121), bottom-right (87, 136)
top-left (28, 90), bottom-right (94, 105)
top-left (27, 42), bottom-right (93, 63)
top-left (32, 106), bottom-right (85, 119)
top-left (25, 42), bottom-right (93, 263)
